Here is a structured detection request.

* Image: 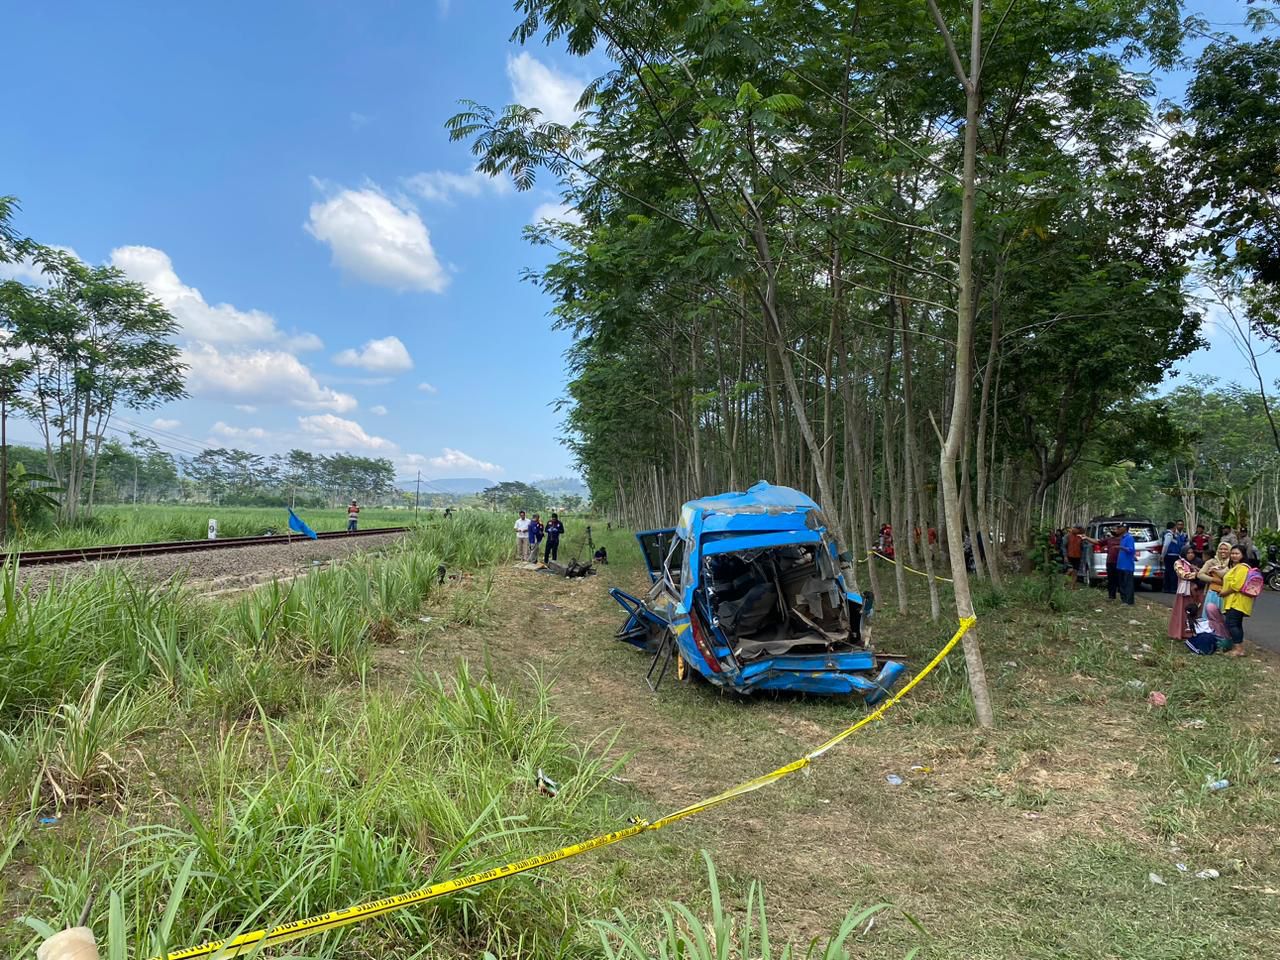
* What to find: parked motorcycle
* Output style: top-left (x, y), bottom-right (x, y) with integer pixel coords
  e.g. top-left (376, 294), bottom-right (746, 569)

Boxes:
top-left (1264, 544), bottom-right (1280, 592)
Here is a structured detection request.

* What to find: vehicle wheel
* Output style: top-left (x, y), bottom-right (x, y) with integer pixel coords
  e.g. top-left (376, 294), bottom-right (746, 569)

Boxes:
top-left (1268, 572), bottom-right (1280, 592)
top-left (674, 649), bottom-right (694, 683)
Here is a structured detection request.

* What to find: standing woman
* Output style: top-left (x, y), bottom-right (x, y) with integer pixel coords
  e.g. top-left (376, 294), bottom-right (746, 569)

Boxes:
top-left (1197, 540), bottom-right (1231, 611)
top-left (1218, 545), bottom-right (1254, 656)
top-left (1167, 545), bottom-right (1200, 640)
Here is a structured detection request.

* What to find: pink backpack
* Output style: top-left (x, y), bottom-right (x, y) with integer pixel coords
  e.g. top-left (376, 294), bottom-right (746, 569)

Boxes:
top-left (1243, 567), bottom-right (1265, 598)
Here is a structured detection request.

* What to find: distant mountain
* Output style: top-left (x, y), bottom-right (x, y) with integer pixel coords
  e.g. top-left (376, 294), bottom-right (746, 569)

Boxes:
top-left (420, 477), bottom-right (495, 495)
top-left (535, 476), bottom-right (588, 497)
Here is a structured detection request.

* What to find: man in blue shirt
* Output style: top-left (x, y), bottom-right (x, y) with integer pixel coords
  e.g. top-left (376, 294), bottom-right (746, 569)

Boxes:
top-left (1164, 520), bottom-right (1188, 593)
top-left (1116, 524), bottom-right (1137, 605)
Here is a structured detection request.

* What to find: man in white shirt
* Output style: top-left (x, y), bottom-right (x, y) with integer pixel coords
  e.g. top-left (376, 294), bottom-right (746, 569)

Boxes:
top-left (514, 510), bottom-right (531, 561)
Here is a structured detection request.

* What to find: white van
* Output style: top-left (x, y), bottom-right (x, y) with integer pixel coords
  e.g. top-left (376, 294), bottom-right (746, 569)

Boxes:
top-left (1081, 517), bottom-right (1164, 588)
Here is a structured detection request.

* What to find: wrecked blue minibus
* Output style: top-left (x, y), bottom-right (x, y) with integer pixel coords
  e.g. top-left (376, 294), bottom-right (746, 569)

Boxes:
top-left (610, 481), bottom-right (906, 700)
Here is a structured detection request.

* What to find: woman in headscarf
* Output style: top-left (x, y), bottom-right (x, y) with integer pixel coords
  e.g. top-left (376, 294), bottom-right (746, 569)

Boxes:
top-left (1197, 540), bottom-right (1232, 610)
top-left (1167, 544), bottom-right (1201, 640)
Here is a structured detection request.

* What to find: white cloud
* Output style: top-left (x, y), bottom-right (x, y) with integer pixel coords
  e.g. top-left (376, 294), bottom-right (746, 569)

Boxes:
top-left (333, 335), bottom-right (414, 373)
top-left (297, 414), bottom-right (396, 451)
top-left (417, 381), bottom-right (439, 394)
top-left (111, 246), bottom-right (319, 347)
top-left (350, 111), bottom-right (371, 130)
top-left (212, 421), bottom-right (268, 440)
top-left (151, 418), bottom-right (182, 430)
top-left (531, 201), bottom-right (583, 226)
top-left (426, 447), bottom-right (502, 474)
top-left (182, 342), bottom-right (358, 412)
top-left (369, 405), bottom-right (388, 415)
top-left (507, 53), bottom-right (585, 126)
top-left (399, 448), bottom-right (502, 475)
top-left (404, 169), bottom-right (511, 204)
top-left (234, 404), bottom-right (259, 413)
top-left (305, 185), bottom-right (448, 293)
top-left (286, 332), bottom-right (325, 352)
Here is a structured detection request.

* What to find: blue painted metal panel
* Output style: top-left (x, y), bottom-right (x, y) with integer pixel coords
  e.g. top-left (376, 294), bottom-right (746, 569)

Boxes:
top-left (737, 651), bottom-right (877, 680)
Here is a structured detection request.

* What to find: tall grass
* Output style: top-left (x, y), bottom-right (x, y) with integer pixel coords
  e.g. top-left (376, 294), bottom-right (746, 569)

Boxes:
top-left (591, 853), bottom-right (919, 960)
top-left (17, 670), bottom-right (620, 960)
top-left (0, 513), bottom-right (517, 721)
top-left (3, 509), bottom-right (619, 958)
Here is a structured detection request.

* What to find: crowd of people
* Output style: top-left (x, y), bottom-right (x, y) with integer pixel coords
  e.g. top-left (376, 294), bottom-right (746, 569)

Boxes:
top-left (1057, 521), bottom-right (1263, 656)
top-left (1164, 523), bottom-right (1263, 657)
top-left (513, 510), bottom-right (564, 563)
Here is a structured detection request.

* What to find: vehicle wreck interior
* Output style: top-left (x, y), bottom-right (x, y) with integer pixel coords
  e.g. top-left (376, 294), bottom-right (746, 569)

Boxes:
top-left (701, 543), bottom-right (861, 660)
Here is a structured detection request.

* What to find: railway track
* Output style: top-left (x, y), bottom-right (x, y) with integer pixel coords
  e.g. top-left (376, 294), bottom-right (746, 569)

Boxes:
top-left (8, 526), bottom-right (413, 567)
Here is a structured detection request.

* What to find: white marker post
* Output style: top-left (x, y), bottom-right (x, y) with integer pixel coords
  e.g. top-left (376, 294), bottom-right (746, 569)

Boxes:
top-left (208, 518), bottom-right (218, 540)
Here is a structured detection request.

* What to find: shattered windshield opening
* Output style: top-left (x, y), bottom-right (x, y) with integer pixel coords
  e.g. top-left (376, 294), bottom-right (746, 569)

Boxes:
top-left (702, 542), bottom-right (855, 660)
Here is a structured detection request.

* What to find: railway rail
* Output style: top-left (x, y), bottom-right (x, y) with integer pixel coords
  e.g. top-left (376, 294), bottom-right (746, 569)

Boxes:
top-left (7, 526), bottom-right (413, 567)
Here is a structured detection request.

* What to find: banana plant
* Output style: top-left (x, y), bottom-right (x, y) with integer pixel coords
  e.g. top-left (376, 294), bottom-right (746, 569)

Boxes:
top-left (5, 461), bottom-right (62, 538)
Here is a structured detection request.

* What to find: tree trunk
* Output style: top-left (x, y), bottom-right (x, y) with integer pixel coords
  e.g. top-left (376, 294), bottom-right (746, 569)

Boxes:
top-left (899, 294), bottom-right (942, 620)
top-left (928, 0), bottom-right (995, 728)
top-left (743, 187), bottom-right (841, 528)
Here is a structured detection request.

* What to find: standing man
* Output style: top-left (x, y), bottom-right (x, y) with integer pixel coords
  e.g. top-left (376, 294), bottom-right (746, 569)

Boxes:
top-left (1101, 525), bottom-right (1123, 600)
top-left (544, 512), bottom-right (565, 563)
top-left (514, 510), bottom-right (530, 561)
top-left (1117, 523), bottom-right (1137, 605)
top-left (1191, 524), bottom-right (1209, 563)
top-left (347, 499), bottom-right (360, 532)
top-left (1236, 526), bottom-right (1259, 567)
top-left (528, 513), bottom-right (544, 562)
top-left (1160, 522), bottom-right (1176, 593)
top-left (1064, 526), bottom-right (1086, 589)
top-left (1165, 520), bottom-right (1187, 592)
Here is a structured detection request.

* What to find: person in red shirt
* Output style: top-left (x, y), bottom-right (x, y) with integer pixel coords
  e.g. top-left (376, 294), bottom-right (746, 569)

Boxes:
top-left (1191, 525), bottom-right (1210, 563)
top-left (1064, 525), bottom-right (1087, 589)
top-left (1097, 526), bottom-right (1123, 600)
top-left (347, 499), bottom-right (360, 532)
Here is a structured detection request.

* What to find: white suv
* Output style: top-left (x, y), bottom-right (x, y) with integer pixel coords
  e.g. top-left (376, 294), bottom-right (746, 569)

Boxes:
top-left (1082, 517), bottom-right (1164, 588)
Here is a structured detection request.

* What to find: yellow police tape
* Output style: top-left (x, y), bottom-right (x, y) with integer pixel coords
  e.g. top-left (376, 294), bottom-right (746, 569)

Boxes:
top-left (864, 549), bottom-right (954, 583)
top-left (153, 615), bottom-right (978, 960)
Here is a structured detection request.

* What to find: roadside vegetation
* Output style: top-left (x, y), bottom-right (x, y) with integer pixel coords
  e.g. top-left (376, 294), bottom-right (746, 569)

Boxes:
top-left (5, 516), bottom-right (1273, 959)
top-left (4, 504), bottom-right (419, 552)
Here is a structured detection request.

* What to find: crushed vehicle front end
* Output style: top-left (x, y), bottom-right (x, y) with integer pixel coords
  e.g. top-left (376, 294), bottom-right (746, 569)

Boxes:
top-left (612, 482), bottom-right (905, 701)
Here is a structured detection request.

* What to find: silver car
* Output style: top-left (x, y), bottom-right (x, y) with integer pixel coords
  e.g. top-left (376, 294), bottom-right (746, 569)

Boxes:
top-left (1081, 518), bottom-right (1164, 587)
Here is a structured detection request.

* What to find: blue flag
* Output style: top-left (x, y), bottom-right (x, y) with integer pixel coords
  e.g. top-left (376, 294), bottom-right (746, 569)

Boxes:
top-left (288, 508), bottom-right (318, 540)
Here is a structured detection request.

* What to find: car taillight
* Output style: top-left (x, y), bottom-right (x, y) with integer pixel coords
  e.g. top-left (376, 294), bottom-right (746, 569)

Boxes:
top-left (1152, 545), bottom-right (1162, 554)
top-left (689, 611), bottom-right (722, 673)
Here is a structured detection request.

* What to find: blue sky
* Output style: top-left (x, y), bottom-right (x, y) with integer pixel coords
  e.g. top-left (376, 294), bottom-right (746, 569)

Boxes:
top-left (1, 0), bottom-right (598, 483)
top-left (0, 0), bottom-right (1272, 485)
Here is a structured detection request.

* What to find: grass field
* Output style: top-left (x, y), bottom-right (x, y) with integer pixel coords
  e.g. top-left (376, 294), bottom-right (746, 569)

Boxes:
top-left (8, 504), bottom-right (440, 551)
top-left (2, 520), bottom-right (1277, 959)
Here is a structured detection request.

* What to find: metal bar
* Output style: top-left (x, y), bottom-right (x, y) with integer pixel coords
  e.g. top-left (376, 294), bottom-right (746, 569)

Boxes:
top-left (8, 526), bottom-right (412, 566)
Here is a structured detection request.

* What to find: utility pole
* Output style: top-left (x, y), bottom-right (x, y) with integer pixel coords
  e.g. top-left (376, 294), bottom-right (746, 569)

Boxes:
top-left (415, 470), bottom-right (421, 520)
top-left (133, 458), bottom-right (139, 506)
